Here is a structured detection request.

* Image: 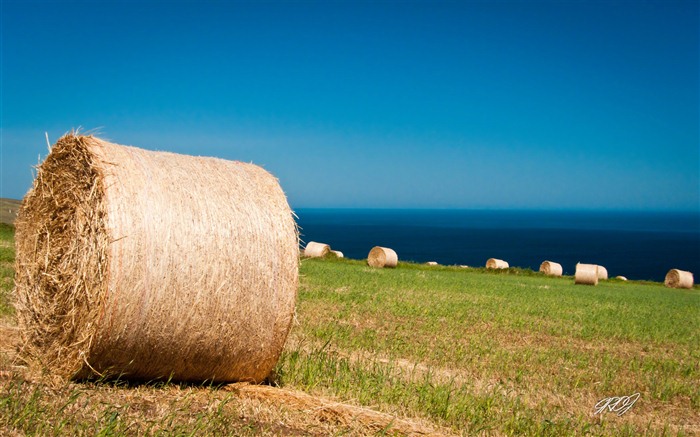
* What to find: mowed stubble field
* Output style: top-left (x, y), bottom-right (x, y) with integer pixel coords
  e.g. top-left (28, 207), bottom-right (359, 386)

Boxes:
top-left (1, 223), bottom-right (698, 436)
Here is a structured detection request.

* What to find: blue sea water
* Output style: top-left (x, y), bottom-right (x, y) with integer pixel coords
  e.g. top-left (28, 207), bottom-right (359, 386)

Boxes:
top-left (295, 209), bottom-right (700, 282)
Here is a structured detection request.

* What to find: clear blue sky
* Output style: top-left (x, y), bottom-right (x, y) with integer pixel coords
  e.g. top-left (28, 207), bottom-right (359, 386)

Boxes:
top-left (2, 0), bottom-right (698, 210)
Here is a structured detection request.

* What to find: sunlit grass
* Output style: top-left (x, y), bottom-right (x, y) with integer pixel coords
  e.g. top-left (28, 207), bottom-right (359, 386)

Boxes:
top-left (276, 257), bottom-right (700, 435)
top-left (0, 224), bottom-right (15, 317)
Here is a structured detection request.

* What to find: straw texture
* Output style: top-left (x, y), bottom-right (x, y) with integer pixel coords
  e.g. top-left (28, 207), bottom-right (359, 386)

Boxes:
top-left (575, 263), bottom-right (599, 286)
top-left (597, 265), bottom-right (609, 280)
top-left (664, 269), bottom-right (694, 289)
top-left (303, 241), bottom-right (330, 258)
top-left (539, 261), bottom-right (563, 277)
top-left (225, 383), bottom-right (444, 435)
top-left (367, 246), bottom-right (398, 268)
top-left (486, 258), bottom-right (509, 269)
top-left (14, 134), bottom-right (298, 383)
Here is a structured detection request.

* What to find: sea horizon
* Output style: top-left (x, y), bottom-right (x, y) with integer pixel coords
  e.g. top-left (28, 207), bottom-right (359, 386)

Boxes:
top-left (295, 208), bottom-right (699, 282)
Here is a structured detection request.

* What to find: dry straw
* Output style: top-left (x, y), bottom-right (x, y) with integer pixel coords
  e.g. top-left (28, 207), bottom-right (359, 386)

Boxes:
top-left (664, 269), bottom-right (694, 289)
top-left (14, 133), bottom-right (298, 383)
top-left (330, 250), bottom-right (344, 258)
top-left (367, 246), bottom-right (398, 268)
top-left (575, 263), bottom-right (599, 286)
top-left (597, 265), bottom-right (609, 280)
top-left (226, 383), bottom-right (443, 435)
top-left (539, 261), bottom-right (563, 277)
top-left (486, 258), bottom-right (509, 269)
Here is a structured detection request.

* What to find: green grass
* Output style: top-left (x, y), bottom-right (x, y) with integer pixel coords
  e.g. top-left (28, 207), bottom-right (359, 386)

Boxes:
top-left (0, 223), bottom-right (15, 316)
top-left (275, 257), bottom-right (700, 435)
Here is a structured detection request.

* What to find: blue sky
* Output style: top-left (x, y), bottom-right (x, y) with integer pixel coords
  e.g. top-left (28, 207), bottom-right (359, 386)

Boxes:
top-left (1, 0), bottom-right (698, 210)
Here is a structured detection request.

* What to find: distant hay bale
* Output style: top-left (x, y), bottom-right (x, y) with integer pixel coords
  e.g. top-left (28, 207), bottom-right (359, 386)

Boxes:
top-left (486, 258), bottom-right (509, 269)
top-left (426, 261), bottom-right (438, 266)
top-left (304, 241), bottom-right (330, 258)
top-left (597, 265), bottom-right (609, 280)
top-left (616, 276), bottom-right (628, 281)
top-left (664, 269), bottom-right (694, 289)
top-left (575, 263), bottom-right (599, 285)
top-left (367, 246), bottom-right (398, 268)
top-left (330, 250), bottom-right (344, 258)
top-left (539, 261), bottom-right (563, 277)
top-left (14, 134), bottom-right (298, 383)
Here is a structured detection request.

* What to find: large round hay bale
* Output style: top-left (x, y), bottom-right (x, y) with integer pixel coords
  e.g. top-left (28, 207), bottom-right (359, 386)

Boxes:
top-left (14, 134), bottom-right (298, 383)
top-left (367, 246), bottom-right (398, 268)
top-left (486, 258), bottom-right (509, 269)
top-left (303, 241), bottom-right (330, 258)
top-left (330, 250), bottom-right (344, 258)
top-left (664, 269), bottom-right (694, 289)
top-left (597, 265), bottom-right (609, 280)
top-left (575, 263), bottom-right (599, 285)
top-left (539, 260), bottom-right (563, 277)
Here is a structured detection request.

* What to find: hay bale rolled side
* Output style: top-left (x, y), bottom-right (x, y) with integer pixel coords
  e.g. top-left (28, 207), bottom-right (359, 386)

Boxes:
top-left (486, 258), bottom-right (509, 269)
top-left (367, 246), bottom-right (398, 268)
top-left (597, 265), bottom-right (609, 280)
top-left (539, 261), bottom-right (563, 276)
top-left (330, 250), bottom-right (344, 258)
top-left (304, 241), bottom-right (330, 258)
top-left (664, 269), bottom-right (694, 289)
top-left (616, 276), bottom-right (628, 281)
top-left (575, 263), bottom-right (599, 285)
top-left (14, 134), bottom-right (298, 383)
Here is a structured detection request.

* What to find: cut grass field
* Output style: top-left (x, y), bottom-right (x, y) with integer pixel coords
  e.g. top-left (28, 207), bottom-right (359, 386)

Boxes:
top-left (1, 225), bottom-right (698, 435)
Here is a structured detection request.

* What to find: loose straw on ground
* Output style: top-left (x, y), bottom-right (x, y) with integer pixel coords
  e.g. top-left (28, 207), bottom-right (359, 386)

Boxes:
top-left (14, 133), bottom-right (298, 383)
top-left (303, 241), bottom-right (330, 258)
top-left (486, 258), bottom-right (509, 269)
top-left (664, 269), bottom-right (694, 289)
top-left (539, 261), bottom-right (562, 277)
top-left (225, 383), bottom-right (444, 435)
top-left (575, 263), bottom-right (599, 285)
top-left (367, 246), bottom-right (398, 268)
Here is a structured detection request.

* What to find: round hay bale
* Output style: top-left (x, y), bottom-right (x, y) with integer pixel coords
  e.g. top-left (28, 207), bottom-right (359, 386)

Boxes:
top-left (616, 276), bottom-right (628, 281)
top-left (304, 241), bottom-right (330, 258)
top-left (330, 250), bottom-right (344, 258)
top-left (486, 258), bottom-right (509, 269)
top-left (575, 263), bottom-right (599, 286)
top-left (664, 269), bottom-right (694, 289)
top-left (597, 265), bottom-right (609, 280)
top-left (426, 261), bottom-right (438, 266)
top-left (539, 260), bottom-right (563, 277)
top-left (14, 134), bottom-right (298, 383)
top-left (367, 246), bottom-right (398, 268)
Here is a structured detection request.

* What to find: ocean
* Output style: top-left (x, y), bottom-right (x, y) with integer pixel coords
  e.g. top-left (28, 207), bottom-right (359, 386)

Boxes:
top-left (295, 209), bottom-right (700, 282)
